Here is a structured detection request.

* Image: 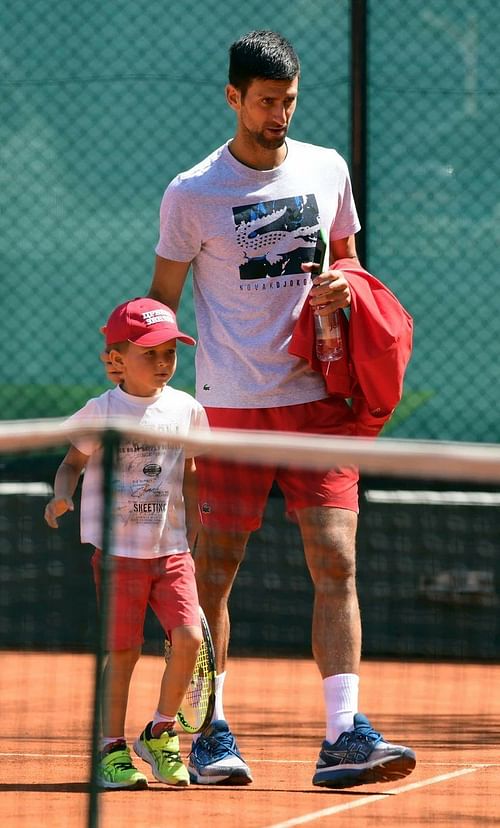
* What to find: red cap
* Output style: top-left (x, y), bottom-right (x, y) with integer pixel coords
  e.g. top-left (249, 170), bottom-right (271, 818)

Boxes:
top-left (103, 298), bottom-right (196, 347)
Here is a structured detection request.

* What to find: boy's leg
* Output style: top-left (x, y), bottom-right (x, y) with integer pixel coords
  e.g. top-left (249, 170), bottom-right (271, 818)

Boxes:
top-left (92, 551), bottom-right (150, 738)
top-left (91, 551), bottom-right (151, 790)
top-left (102, 647), bottom-right (141, 738)
top-left (133, 554), bottom-right (201, 787)
top-left (146, 553), bottom-right (202, 711)
top-left (99, 647), bottom-right (146, 790)
top-left (157, 624), bottom-right (203, 715)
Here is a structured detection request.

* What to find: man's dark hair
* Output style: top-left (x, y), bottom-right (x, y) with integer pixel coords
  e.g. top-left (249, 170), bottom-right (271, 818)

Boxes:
top-left (228, 30), bottom-right (300, 94)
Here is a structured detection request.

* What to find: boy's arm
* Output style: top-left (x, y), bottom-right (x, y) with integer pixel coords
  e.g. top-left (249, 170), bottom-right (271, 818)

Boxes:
top-left (183, 456), bottom-right (201, 553)
top-left (44, 445), bottom-right (89, 528)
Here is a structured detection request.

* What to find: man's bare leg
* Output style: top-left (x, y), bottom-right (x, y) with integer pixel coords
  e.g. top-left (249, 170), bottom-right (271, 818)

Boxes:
top-left (188, 527), bottom-right (253, 785)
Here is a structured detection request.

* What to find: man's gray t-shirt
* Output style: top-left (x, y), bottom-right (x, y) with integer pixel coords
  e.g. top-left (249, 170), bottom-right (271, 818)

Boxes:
top-left (156, 138), bottom-right (361, 409)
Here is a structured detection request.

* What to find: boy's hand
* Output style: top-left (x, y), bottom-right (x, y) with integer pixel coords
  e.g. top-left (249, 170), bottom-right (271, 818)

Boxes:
top-left (44, 496), bottom-right (74, 529)
top-left (100, 350), bottom-right (123, 385)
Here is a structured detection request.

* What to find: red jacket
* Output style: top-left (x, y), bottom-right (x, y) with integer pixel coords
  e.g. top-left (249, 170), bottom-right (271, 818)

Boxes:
top-left (288, 258), bottom-right (413, 437)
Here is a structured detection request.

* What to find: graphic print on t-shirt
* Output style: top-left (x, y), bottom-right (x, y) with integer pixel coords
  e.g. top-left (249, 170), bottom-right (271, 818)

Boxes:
top-left (113, 435), bottom-right (181, 528)
top-left (233, 194), bottom-right (320, 280)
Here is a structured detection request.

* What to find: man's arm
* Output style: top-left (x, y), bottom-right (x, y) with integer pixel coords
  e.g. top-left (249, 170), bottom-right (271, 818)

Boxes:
top-left (330, 234), bottom-right (360, 265)
top-left (148, 255), bottom-right (192, 312)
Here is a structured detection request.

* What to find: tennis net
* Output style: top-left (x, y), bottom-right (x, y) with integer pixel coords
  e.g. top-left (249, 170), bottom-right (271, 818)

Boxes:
top-left (1, 417), bottom-right (499, 828)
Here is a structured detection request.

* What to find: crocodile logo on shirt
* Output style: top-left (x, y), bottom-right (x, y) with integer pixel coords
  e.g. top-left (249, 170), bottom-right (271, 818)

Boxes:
top-left (232, 194), bottom-right (320, 280)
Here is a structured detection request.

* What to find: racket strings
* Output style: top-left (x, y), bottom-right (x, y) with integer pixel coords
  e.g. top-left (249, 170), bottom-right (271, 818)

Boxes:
top-left (165, 609), bottom-right (216, 732)
top-left (183, 642), bottom-right (212, 725)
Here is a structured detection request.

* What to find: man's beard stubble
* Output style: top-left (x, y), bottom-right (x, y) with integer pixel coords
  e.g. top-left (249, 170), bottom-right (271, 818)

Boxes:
top-left (250, 127), bottom-right (288, 151)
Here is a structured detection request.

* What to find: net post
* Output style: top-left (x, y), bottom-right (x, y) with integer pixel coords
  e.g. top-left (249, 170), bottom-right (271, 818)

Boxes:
top-left (87, 428), bottom-right (120, 828)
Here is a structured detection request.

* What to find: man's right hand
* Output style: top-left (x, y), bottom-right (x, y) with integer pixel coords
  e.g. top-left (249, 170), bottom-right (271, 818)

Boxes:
top-left (100, 350), bottom-right (123, 385)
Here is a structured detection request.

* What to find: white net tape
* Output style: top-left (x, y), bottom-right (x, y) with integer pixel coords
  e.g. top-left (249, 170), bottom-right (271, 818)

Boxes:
top-left (0, 417), bottom-right (499, 482)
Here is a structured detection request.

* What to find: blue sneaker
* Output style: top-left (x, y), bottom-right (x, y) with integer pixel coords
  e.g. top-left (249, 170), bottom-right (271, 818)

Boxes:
top-left (312, 713), bottom-right (416, 788)
top-left (188, 720), bottom-right (253, 785)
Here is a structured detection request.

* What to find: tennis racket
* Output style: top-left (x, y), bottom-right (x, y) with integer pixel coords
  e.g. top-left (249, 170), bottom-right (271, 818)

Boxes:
top-left (164, 606), bottom-right (216, 734)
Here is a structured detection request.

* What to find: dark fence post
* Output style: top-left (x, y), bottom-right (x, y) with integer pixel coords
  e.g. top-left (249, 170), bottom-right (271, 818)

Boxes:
top-left (351, 0), bottom-right (368, 265)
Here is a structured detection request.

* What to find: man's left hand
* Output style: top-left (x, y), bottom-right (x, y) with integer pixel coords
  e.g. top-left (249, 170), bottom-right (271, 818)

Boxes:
top-left (302, 264), bottom-right (351, 315)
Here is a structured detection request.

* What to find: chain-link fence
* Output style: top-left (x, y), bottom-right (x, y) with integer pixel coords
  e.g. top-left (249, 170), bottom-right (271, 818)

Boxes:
top-left (2, 0), bottom-right (499, 442)
top-left (368, 0), bottom-right (500, 442)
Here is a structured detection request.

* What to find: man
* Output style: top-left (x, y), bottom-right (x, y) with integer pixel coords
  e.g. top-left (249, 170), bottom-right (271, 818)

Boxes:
top-left (147, 30), bottom-right (416, 788)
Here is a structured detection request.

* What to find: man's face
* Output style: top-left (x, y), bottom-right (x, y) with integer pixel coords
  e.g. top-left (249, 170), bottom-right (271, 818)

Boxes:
top-left (230, 76), bottom-right (299, 150)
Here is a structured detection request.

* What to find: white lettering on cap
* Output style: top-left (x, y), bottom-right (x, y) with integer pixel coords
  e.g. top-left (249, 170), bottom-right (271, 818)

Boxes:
top-left (141, 309), bottom-right (175, 326)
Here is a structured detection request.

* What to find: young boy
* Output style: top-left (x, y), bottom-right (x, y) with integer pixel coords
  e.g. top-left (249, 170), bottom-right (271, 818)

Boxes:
top-left (44, 297), bottom-right (208, 790)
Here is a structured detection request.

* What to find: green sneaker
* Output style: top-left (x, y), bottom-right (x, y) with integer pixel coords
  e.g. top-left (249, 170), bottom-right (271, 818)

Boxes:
top-left (98, 742), bottom-right (148, 790)
top-left (133, 722), bottom-right (189, 787)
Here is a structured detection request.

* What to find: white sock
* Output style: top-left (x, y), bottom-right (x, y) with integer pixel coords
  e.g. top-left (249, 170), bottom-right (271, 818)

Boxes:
top-left (100, 736), bottom-right (125, 751)
top-left (212, 670), bottom-right (226, 722)
top-left (323, 673), bottom-right (359, 744)
top-left (192, 671), bottom-right (226, 744)
top-left (152, 709), bottom-right (176, 735)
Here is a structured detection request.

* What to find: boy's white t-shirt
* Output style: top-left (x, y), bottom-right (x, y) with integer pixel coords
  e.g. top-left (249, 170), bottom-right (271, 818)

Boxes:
top-left (155, 138), bottom-right (361, 408)
top-left (66, 385), bottom-right (208, 558)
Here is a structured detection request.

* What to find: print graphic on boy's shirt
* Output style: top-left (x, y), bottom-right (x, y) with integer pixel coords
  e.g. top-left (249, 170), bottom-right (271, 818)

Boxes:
top-left (233, 194), bottom-right (320, 280)
top-left (113, 441), bottom-right (181, 526)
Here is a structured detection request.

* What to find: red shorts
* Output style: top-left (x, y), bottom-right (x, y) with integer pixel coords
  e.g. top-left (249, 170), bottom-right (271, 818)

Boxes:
top-left (91, 550), bottom-right (200, 651)
top-left (197, 397), bottom-right (359, 531)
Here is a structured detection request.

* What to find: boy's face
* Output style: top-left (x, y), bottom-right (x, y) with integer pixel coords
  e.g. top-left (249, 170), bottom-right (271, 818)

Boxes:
top-left (110, 339), bottom-right (178, 396)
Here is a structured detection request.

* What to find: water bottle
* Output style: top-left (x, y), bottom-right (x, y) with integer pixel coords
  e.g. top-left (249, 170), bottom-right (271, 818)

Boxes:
top-left (312, 229), bottom-right (344, 362)
top-left (314, 310), bottom-right (343, 362)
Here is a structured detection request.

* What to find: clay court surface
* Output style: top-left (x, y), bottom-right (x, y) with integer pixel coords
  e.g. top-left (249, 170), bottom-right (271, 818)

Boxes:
top-left (1, 653), bottom-right (499, 827)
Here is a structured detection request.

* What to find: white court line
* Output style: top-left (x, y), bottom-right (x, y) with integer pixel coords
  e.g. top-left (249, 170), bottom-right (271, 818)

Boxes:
top-left (1, 752), bottom-right (89, 759)
top-left (261, 765), bottom-right (488, 828)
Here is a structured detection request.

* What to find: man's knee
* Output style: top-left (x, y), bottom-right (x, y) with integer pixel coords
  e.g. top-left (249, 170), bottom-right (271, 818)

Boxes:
top-left (311, 539), bottom-right (357, 586)
top-left (194, 528), bottom-right (249, 583)
top-left (299, 508), bottom-right (357, 585)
